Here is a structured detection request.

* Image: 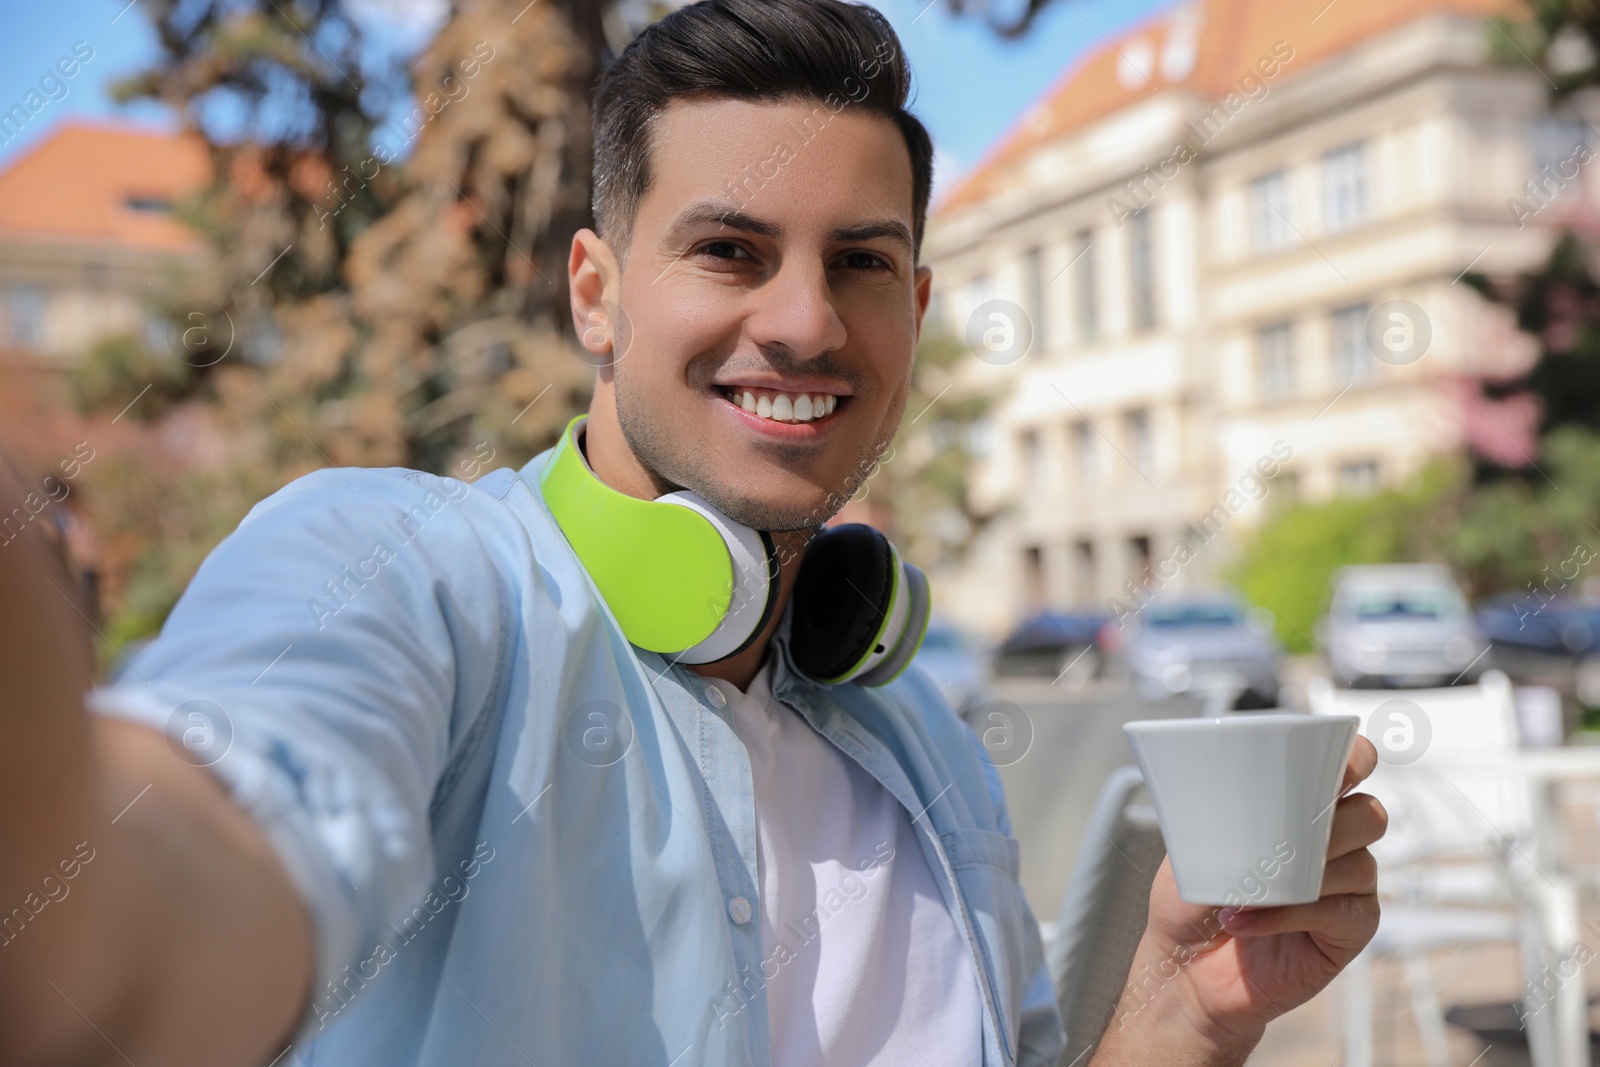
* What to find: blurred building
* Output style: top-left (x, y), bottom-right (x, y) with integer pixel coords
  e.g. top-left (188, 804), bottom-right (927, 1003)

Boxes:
top-left (0, 121), bottom-right (208, 363)
top-left (924, 0), bottom-right (1582, 637)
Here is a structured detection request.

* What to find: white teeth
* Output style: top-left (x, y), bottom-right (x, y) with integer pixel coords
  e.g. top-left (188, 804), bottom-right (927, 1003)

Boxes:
top-left (729, 388), bottom-right (842, 423)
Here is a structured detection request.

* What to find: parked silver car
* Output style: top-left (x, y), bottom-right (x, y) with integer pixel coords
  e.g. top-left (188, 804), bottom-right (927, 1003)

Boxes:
top-left (1318, 564), bottom-right (1487, 688)
top-left (1121, 594), bottom-right (1282, 707)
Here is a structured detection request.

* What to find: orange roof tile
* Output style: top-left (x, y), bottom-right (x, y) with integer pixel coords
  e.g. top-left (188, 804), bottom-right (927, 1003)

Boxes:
top-left (935, 0), bottom-right (1528, 215)
top-left (0, 121), bottom-right (209, 254)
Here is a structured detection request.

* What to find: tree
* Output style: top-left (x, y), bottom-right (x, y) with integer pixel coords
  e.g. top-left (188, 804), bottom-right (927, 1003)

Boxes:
top-left (106, 0), bottom-right (607, 470)
top-left (61, 0), bottom-right (621, 653)
top-left (879, 328), bottom-right (992, 571)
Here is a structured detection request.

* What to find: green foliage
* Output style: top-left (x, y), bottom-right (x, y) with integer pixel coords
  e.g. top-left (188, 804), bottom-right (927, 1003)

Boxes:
top-left (1232, 463), bottom-right (1461, 651)
top-left (1448, 426), bottom-right (1600, 592)
top-left (67, 332), bottom-right (196, 421)
top-left (1236, 429), bottom-right (1600, 652)
top-left (884, 327), bottom-right (991, 568)
top-left (1484, 1), bottom-right (1600, 97)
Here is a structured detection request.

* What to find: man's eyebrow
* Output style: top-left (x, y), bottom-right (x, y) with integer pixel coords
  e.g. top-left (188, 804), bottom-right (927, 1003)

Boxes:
top-left (668, 200), bottom-right (914, 253)
top-left (828, 219), bottom-right (913, 253)
top-left (669, 202), bottom-right (781, 239)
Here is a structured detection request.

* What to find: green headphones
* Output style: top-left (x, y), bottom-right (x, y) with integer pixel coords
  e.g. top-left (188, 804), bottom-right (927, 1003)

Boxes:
top-left (541, 415), bottom-right (930, 685)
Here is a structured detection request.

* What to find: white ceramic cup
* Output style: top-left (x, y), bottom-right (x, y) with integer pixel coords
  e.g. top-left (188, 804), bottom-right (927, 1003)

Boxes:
top-left (1122, 713), bottom-right (1360, 907)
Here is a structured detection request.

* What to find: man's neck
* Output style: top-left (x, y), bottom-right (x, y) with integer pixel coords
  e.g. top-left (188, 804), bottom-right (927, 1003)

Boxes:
top-left (688, 529), bottom-right (810, 691)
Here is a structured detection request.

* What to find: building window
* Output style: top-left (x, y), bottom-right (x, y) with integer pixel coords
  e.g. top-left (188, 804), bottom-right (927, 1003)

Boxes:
top-left (124, 194), bottom-right (174, 213)
top-left (1257, 322), bottom-right (1295, 398)
top-left (4, 286), bottom-right (46, 348)
top-left (1074, 229), bottom-right (1097, 343)
top-left (1023, 545), bottom-right (1046, 608)
top-left (1251, 170), bottom-right (1293, 251)
top-left (1073, 539), bottom-right (1096, 605)
top-left (1129, 209), bottom-right (1156, 331)
top-left (1019, 429), bottom-right (1043, 491)
top-left (1128, 535), bottom-right (1153, 586)
top-left (1337, 460), bottom-right (1380, 495)
top-left (1072, 420), bottom-right (1096, 486)
top-left (1323, 142), bottom-right (1367, 233)
top-left (1125, 409), bottom-right (1153, 475)
top-left (1530, 118), bottom-right (1589, 200)
top-left (1024, 245), bottom-right (1046, 353)
top-left (1330, 303), bottom-right (1373, 383)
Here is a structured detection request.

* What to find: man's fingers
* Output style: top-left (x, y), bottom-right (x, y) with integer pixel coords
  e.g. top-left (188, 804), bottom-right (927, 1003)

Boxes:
top-left (1338, 735), bottom-right (1378, 796)
top-left (1326, 792), bottom-right (1387, 861)
top-left (1221, 890), bottom-right (1380, 955)
top-left (1317, 848), bottom-right (1378, 897)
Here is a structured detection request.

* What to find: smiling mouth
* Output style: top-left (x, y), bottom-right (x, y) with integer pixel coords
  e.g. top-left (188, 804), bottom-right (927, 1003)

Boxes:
top-left (715, 385), bottom-right (843, 425)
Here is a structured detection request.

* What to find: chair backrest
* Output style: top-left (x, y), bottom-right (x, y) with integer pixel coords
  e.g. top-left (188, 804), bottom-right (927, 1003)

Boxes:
top-left (1048, 765), bottom-right (1167, 1067)
top-left (1305, 670), bottom-right (1531, 865)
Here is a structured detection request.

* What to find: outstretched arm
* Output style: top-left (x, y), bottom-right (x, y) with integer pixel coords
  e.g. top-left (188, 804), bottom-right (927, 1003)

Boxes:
top-left (0, 453), bottom-right (311, 1067)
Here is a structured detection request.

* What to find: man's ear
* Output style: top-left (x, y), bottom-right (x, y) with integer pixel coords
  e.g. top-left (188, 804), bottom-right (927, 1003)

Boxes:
top-left (912, 263), bottom-right (934, 344)
top-left (569, 228), bottom-right (623, 363)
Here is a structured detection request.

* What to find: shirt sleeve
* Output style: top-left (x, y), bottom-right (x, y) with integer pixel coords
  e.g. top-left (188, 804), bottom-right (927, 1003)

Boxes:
top-left (84, 466), bottom-right (515, 1047)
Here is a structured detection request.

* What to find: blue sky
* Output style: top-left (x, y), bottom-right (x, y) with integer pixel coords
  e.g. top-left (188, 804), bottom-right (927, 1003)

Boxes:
top-left (0, 0), bottom-right (1175, 198)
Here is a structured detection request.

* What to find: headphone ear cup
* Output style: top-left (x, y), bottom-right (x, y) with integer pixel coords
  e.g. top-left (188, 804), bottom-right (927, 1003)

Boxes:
top-left (789, 525), bottom-right (894, 683)
top-left (856, 560), bottom-right (930, 687)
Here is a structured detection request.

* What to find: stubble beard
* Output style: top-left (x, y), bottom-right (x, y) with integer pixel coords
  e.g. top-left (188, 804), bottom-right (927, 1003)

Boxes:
top-left (614, 377), bottom-right (897, 533)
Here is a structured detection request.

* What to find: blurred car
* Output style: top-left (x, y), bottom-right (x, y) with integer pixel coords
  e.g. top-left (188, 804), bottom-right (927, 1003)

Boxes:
top-left (913, 618), bottom-right (991, 720)
top-left (1122, 594), bottom-right (1282, 706)
top-left (1476, 594), bottom-right (1600, 705)
top-left (991, 610), bottom-right (1107, 682)
top-left (1319, 564), bottom-right (1487, 688)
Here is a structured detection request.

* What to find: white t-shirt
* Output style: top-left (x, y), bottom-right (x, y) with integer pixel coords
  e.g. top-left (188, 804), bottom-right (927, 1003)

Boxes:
top-left (707, 662), bottom-right (985, 1066)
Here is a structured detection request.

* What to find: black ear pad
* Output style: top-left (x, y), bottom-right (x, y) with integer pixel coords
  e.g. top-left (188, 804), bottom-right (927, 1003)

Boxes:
top-left (789, 524), bottom-right (894, 682)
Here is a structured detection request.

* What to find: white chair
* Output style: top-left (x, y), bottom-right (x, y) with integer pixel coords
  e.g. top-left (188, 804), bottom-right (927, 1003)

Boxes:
top-left (1047, 765), bottom-right (1167, 1067)
top-left (1307, 670), bottom-right (1587, 1067)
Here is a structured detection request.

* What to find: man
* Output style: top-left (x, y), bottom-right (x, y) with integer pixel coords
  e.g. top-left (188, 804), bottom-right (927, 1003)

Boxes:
top-left (0, 1), bottom-right (1385, 1064)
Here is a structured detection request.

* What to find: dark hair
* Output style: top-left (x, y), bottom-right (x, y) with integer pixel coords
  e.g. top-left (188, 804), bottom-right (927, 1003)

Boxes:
top-left (591, 0), bottom-right (934, 263)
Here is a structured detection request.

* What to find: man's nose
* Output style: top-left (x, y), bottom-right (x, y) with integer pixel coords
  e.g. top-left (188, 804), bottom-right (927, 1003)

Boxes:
top-left (745, 258), bottom-right (848, 360)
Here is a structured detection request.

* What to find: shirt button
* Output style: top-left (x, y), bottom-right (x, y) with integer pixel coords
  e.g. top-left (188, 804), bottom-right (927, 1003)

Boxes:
top-left (728, 895), bottom-right (752, 924)
top-left (705, 684), bottom-right (728, 709)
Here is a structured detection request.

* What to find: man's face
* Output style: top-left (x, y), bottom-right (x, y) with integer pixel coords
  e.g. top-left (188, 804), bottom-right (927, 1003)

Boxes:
top-left (586, 94), bottom-right (931, 532)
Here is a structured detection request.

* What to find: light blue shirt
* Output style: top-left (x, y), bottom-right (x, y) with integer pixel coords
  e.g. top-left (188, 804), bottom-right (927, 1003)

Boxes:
top-left (87, 447), bottom-right (1066, 1067)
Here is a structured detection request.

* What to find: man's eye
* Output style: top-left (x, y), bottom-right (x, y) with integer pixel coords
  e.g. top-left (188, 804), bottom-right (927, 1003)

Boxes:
top-left (839, 251), bottom-right (891, 272)
top-left (697, 240), bottom-right (752, 262)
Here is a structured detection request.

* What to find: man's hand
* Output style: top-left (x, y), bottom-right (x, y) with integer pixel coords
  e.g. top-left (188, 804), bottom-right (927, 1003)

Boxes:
top-left (1091, 736), bottom-right (1386, 1066)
